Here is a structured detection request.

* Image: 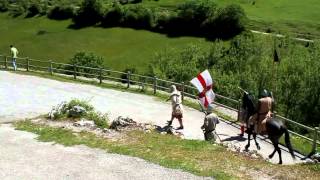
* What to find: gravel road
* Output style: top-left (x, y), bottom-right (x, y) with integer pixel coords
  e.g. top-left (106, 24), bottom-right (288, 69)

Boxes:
top-left (0, 124), bottom-right (211, 180)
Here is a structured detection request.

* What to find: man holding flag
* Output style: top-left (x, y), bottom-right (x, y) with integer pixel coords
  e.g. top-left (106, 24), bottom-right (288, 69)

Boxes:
top-left (191, 70), bottom-right (220, 142)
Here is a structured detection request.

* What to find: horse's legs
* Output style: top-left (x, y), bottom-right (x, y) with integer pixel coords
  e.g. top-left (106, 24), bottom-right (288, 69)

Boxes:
top-left (268, 138), bottom-right (277, 159)
top-left (245, 125), bottom-right (253, 151)
top-left (269, 138), bottom-right (282, 164)
top-left (253, 133), bottom-right (260, 150)
top-left (275, 142), bottom-right (282, 164)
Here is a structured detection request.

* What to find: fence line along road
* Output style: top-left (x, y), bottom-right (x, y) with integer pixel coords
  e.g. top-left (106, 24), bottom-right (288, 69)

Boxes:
top-left (0, 54), bottom-right (319, 156)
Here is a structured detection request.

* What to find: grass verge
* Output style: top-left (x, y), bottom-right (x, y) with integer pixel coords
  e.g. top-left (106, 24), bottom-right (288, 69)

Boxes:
top-left (14, 120), bottom-right (320, 180)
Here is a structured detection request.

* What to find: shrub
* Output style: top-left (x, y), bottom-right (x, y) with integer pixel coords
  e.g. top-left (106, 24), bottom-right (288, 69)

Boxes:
top-left (9, 0), bottom-right (29, 17)
top-left (49, 99), bottom-right (109, 128)
top-left (26, 2), bottom-right (42, 17)
top-left (49, 99), bottom-right (94, 119)
top-left (9, 6), bottom-right (25, 17)
top-left (65, 52), bottom-right (104, 78)
top-left (0, 0), bottom-right (9, 12)
top-left (102, 2), bottom-right (124, 27)
top-left (86, 111), bottom-right (109, 128)
top-left (66, 99), bottom-right (94, 112)
top-left (203, 4), bottom-right (247, 39)
top-left (176, 0), bottom-right (217, 32)
top-left (155, 0), bottom-right (218, 35)
top-left (48, 4), bottom-right (76, 20)
top-left (72, 0), bottom-right (104, 27)
top-left (121, 5), bottom-right (155, 29)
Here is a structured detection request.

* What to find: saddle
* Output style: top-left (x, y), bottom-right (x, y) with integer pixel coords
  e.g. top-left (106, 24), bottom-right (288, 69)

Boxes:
top-left (249, 113), bottom-right (270, 135)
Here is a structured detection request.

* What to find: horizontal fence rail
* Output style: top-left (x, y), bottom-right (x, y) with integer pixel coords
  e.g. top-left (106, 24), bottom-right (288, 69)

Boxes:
top-left (0, 54), bottom-right (319, 155)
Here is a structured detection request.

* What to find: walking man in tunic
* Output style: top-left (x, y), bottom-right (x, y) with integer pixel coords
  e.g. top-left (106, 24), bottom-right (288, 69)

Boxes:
top-left (201, 104), bottom-right (220, 143)
top-left (167, 85), bottom-right (184, 130)
top-left (10, 45), bottom-right (18, 71)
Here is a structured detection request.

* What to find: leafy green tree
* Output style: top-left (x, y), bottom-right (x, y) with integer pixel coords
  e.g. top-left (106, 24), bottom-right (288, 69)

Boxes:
top-left (65, 52), bottom-right (104, 78)
top-left (73, 0), bottom-right (104, 27)
top-left (0, 0), bottom-right (9, 12)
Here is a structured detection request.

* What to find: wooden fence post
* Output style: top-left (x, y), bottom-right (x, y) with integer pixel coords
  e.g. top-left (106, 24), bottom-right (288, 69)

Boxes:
top-left (4, 56), bottom-right (7, 69)
top-left (237, 99), bottom-right (241, 122)
top-left (99, 68), bottom-right (103, 84)
top-left (312, 127), bottom-right (319, 154)
top-left (273, 111), bottom-right (277, 119)
top-left (26, 58), bottom-right (30, 72)
top-left (181, 82), bottom-right (185, 101)
top-left (127, 71), bottom-right (131, 88)
top-left (49, 60), bottom-right (53, 75)
top-left (153, 76), bottom-right (157, 94)
top-left (73, 64), bottom-right (76, 79)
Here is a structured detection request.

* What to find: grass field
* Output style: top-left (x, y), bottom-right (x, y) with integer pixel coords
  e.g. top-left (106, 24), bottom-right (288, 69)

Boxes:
top-left (0, 13), bottom-right (211, 72)
top-left (1, 0), bottom-right (320, 72)
top-left (215, 0), bottom-right (320, 38)
top-left (143, 0), bottom-right (320, 38)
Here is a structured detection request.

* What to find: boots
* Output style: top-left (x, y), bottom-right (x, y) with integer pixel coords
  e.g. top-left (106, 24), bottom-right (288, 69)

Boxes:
top-left (176, 126), bottom-right (184, 130)
top-left (167, 120), bottom-right (173, 126)
top-left (177, 119), bottom-right (184, 130)
top-left (240, 125), bottom-right (245, 136)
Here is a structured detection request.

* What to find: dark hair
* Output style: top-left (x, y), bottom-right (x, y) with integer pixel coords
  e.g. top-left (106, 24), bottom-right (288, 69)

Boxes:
top-left (10, 45), bottom-right (13, 48)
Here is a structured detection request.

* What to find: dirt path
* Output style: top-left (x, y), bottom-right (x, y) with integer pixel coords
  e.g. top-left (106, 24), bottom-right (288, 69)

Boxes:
top-left (0, 71), bottom-right (302, 165)
top-left (0, 124), bottom-right (211, 180)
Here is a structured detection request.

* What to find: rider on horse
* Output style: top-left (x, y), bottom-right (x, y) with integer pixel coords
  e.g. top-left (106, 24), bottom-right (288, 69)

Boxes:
top-left (249, 89), bottom-right (273, 135)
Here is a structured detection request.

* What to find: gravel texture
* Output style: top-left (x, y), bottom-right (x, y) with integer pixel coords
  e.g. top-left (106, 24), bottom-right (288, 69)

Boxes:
top-left (0, 124), bottom-right (212, 180)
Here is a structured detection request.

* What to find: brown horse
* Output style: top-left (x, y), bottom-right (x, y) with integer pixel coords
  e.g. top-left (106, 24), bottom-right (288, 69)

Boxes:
top-left (242, 92), bottom-right (295, 164)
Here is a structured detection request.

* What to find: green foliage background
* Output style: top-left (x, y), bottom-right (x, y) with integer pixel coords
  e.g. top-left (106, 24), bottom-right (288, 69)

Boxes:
top-left (149, 34), bottom-right (320, 128)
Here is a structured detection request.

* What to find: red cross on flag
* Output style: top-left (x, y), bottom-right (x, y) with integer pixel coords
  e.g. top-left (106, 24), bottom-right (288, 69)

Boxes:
top-left (190, 70), bottom-right (215, 108)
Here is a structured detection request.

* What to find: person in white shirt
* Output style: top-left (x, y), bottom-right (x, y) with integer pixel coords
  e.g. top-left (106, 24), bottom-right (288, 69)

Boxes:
top-left (166, 85), bottom-right (184, 130)
top-left (10, 45), bottom-right (18, 71)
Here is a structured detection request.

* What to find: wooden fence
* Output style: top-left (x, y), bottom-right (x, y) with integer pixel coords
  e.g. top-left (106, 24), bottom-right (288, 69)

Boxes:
top-left (0, 54), bottom-right (319, 155)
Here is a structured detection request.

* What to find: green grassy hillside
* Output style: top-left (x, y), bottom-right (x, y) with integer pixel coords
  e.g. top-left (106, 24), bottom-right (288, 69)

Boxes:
top-left (215, 0), bottom-right (320, 38)
top-left (142, 0), bottom-right (320, 38)
top-left (0, 13), bottom-right (211, 72)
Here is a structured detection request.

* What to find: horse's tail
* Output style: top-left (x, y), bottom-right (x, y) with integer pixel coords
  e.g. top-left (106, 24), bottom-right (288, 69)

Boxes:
top-left (283, 127), bottom-right (295, 159)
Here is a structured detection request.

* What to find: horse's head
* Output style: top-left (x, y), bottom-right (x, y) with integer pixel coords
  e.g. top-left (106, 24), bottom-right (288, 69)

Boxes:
top-left (242, 92), bottom-right (256, 116)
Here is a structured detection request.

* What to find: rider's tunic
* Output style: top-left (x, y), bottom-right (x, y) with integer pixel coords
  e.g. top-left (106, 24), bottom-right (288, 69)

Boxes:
top-left (250, 97), bottom-right (272, 134)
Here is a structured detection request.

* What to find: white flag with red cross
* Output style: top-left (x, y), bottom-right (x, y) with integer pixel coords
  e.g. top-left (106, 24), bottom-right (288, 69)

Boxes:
top-left (190, 70), bottom-right (215, 108)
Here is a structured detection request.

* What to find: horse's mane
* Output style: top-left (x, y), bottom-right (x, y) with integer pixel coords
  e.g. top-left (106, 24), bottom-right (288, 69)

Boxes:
top-left (242, 92), bottom-right (256, 116)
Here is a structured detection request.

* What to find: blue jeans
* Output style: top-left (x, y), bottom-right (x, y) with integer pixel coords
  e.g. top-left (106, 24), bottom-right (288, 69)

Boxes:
top-left (12, 58), bottom-right (17, 71)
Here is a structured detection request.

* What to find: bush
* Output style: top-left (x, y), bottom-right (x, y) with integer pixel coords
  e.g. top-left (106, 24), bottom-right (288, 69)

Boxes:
top-left (86, 111), bottom-right (109, 128)
top-left (73, 0), bottom-right (104, 27)
top-left (48, 4), bottom-right (76, 20)
top-left (66, 99), bottom-right (94, 112)
top-left (176, 0), bottom-right (217, 33)
top-left (65, 52), bottom-right (104, 78)
top-left (9, 0), bottom-right (29, 17)
top-left (102, 2), bottom-right (124, 27)
top-left (49, 99), bottom-right (94, 119)
top-left (9, 6), bottom-right (25, 17)
top-left (121, 5), bottom-right (155, 29)
top-left (49, 99), bottom-right (109, 128)
top-left (203, 4), bottom-right (247, 39)
top-left (26, 2), bottom-right (42, 17)
top-left (0, 0), bottom-right (9, 12)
